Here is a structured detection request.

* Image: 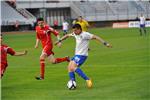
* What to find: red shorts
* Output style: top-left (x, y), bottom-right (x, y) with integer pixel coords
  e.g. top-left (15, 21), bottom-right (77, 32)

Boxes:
top-left (42, 45), bottom-right (54, 56)
top-left (1, 63), bottom-right (7, 77)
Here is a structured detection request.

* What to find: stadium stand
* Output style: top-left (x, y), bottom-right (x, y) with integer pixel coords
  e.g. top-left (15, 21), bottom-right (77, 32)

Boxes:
top-left (1, 1), bottom-right (35, 26)
top-left (16, 8), bottom-right (36, 21)
top-left (14, 0), bottom-right (150, 21)
top-left (72, 1), bottom-right (150, 21)
top-left (1, 0), bottom-right (150, 31)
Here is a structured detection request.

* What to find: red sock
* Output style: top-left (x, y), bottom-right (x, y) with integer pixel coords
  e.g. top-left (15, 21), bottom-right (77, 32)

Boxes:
top-left (40, 59), bottom-right (45, 79)
top-left (55, 57), bottom-right (69, 63)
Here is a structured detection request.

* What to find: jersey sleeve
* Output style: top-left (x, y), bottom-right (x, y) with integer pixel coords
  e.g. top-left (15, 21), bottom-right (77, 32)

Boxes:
top-left (47, 26), bottom-right (59, 36)
top-left (82, 32), bottom-right (93, 40)
top-left (7, 47), bottom-right (15, 55)
top-left (35, 27), bottom-right (40, 39)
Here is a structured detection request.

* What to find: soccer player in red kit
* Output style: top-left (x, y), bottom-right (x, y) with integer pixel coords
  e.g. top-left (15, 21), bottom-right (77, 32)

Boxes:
top-left (0, 35), bottom-right (27, 78)
top-left (35, 18), bottom-right (69, 80)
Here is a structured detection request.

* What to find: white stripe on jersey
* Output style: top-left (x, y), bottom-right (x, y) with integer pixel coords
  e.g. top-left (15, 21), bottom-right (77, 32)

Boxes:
top-left (71, 32), bottom-right (93, 56)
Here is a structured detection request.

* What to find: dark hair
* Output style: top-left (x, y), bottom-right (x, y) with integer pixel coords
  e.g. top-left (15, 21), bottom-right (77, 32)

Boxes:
top-left (37, 18), bottom-right (44, 22)
top-left (72, 24), bottom-right (82, 30)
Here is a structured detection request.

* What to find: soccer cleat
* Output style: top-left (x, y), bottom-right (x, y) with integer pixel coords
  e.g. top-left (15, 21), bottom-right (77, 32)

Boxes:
top-left (35, 76), bottom-right (44, 80)
top-left (86, 79), bottom-right (93, 88)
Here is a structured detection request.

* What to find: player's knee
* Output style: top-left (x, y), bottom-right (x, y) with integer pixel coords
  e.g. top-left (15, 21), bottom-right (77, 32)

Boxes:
top-left (51, 59), bottom-right (56, 64)
top-left (40, 56), bottom-right (44, 60)
top-left (40, 54), bottom-right (46, 60)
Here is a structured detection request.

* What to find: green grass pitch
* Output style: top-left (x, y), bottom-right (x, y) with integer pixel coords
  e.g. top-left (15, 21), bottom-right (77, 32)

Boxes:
top-left (1, 27), bottom-right (150, 100)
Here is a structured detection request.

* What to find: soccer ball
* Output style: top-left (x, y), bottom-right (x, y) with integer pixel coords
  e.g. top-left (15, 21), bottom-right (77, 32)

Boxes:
top-left (67, 80), bottom-right (76, 90)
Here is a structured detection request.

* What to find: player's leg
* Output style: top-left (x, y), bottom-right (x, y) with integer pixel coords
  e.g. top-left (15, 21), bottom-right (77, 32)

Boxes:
top-left (35, 52), bottom-right (47, 80)
top-left (139, 27), bottom-right (142, 36)
top-left (47, 54), bottom-right (70, 64)
top-left (63, 30), bottom-right (66, 36)
top-left (69, 55), bottom-right (92, 88)
top-left (65, 30), bottom-right (68, 35)
top-left (75, 65), bottom-right (92, 88)
top-left (37, 45), bottom-right (52, 80)
top-left (143, 26), bottom-right (146, 35)
top-left (68, 60), bottom-right (92, 88)
top-left (144, 28), bottom-right (146, 35)
top-left (44, 45), bottom-right (69, 64)
top-left (68, 60), bottom-right (89, 80)
top-left (70, 55), bottom-right (89, 80)
top-left (68, 61), bottom-right (76, 81)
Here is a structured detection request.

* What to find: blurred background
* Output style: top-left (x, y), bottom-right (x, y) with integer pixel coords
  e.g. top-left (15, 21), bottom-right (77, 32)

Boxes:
top-left (1, 0), bottom-right (150, 32)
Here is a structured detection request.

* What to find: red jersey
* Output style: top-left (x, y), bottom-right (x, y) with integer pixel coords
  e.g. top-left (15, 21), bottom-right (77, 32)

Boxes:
top-left (0, 44), bottom-right (15, 66)
top-left (36, 25), bottom-right (59, 48)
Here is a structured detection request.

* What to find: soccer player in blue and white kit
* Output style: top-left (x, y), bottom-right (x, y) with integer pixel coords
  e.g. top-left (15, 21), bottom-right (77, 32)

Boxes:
top-left (55, 24), bottom-right (112, 88)
top-left (62, 20), bottom-right (69, 35)
top-left (139, 14), bottom-right (147, 36)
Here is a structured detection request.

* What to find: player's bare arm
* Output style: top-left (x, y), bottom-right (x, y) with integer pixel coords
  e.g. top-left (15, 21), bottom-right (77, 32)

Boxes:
top-left (35, 39), bottom-right (40, 48)
top-left (55, 35), bottom-right (62, 48)
top-left (14, 50), bottom-right (27, 56)
top-left (54, 34), bottom-right (72, 45)
top-left (92, 35), bottom-right (112, 48)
